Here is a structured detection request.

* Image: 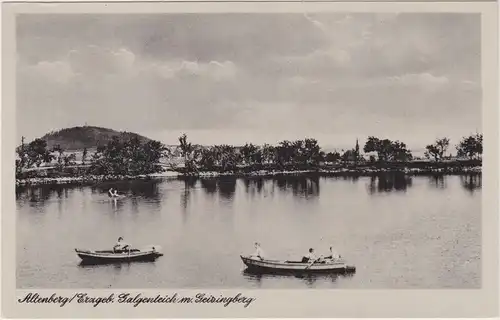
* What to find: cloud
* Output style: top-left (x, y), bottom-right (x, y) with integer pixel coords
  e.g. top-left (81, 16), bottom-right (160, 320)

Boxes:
top-left (68, 45), bottom-right (137, 76)
top-left (20, 60), bottom-right (74, 84)
top-left (21, 44), bottom-right (238, 87)
top-left (157, 60), bottom-right (237, 81)
top-left (302, 13), bottom-right (330, 35)
top-left (386, 73), bottom-right (450, 90)
top-left (16, 13), bottom-right (481, 146)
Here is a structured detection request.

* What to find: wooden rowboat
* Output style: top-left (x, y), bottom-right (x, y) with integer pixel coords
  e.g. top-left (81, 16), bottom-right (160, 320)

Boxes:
top-left (240, 255), bottom-right (356, 274)
top-left (75, 246), bottom-right (163, 264)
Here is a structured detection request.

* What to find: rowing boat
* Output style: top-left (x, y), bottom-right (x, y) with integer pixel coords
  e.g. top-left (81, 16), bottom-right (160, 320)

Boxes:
top-left (75, 246), bottom-right (163, 264)
top-left (240, 255), bottom-right (356, 274)
top-left (109, 194), bottom-right (126, 199)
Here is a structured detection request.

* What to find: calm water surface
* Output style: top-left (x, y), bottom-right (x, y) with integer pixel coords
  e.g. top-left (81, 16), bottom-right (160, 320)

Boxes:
top-left (16, 174), bottom-right (481, 289)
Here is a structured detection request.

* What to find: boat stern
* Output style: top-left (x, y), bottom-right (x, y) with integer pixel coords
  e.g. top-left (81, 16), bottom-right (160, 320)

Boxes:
top-left (345, 265), bottom-right (356, 273)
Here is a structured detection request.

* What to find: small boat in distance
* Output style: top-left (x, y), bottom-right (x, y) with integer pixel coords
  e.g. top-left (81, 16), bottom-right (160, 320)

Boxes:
top-left (240, 255), bottom-right (356, 274)
top-left (75, 246), bottom-right (163, 264)
top-left (108, 188), bottom-right (126, 199)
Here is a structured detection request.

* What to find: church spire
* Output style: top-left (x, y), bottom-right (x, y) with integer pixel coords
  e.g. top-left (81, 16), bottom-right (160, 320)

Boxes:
top-left (355, 138), bottom-right (360, 163)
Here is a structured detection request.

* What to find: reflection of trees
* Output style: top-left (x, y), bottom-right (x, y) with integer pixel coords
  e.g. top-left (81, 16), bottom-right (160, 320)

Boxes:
top-left (428, 174), bottom-right (446, 189)
top-left (460, 174), bottom-right (482, 193)
top-left (197, 176), bottom-right (320, 200)
top-left (131, 197), bottom-right (139, 214)
top-left (127, 181), bottom-right (160, 200)
top-left (217, 177), bottom-right (237, 200)
top-left (196, 176), bottom-right (322, 199)
top-left (16, 185), bottom-right (70, 206)
top-left (15, 186), bottom-right (28, 199)
top-left (243, 178), bottom-right (264, 196)
top-left (200, 179), bottom-right (217, 195)
top-left (197, 177), bottom-right (237, 201)
top-left (342, 175), bottom-right (360, 182)
top-left (180, 178), bottom-right (198, 210)
top-left (272, 176), bottom-right (320, 198)
top-left (368, 172), bottom-right (413, 194)
top-left (183, 177), bottom-right (198, 189)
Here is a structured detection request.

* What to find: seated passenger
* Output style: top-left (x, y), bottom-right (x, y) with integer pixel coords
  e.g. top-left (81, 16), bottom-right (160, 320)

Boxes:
top-left (113, 237), bottom-right (130, 253)
top-left (324, 246), bottom-right (341, 261)
top-left (250, 242), bottom-right (265, 260)
top-left (301, 248), bottom-right (317, 263)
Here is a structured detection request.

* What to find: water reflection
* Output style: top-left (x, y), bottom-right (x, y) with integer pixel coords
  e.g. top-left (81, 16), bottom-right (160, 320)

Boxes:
top-left (272, 176), bottom-right (320, 199)
top-left (78, 260), bottom-right (156, 269)
top-left (17, 174), bottom-right (482, 209)
top-left (218, 177), bottom-right (237, 200)
top-left (367, 173), bottom-right (413, 194)
top-left (16, 184), bottom-right (72, 207)
top-left (341, 175), bottom-right (360, 182)
top-left (199, 179), bottom-right (217, 195)
top-left (244, 178), bottom-right (265, 196)
top-left (460, 174), bottom-right (482, 193)
top-left (110, 197), bottom-right (126, 212)
top-left (16, 173), bottom-right (482, 289)
top-left (242, 268), bottom-right (351, 288)
top-left (179, 176), bottom-right (237, 201)
top-left (428, 174), bottom-right (446, 189)
top-left (181, 178), bottom-right (198, 210)
top-left (93, 179), bottom-right (162, 202)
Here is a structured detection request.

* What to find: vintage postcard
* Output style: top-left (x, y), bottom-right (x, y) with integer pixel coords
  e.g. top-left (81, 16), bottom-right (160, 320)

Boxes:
top-left (1, 0), bottom-right (499, 318)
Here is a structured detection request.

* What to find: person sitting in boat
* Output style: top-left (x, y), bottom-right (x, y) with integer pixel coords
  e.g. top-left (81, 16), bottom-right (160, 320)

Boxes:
top-left (108, 188), bottom-right (120, 198)
top-left (324, 246), bottom-right (341, 261)
top-left (250, 242), bottom-right (265, 260)
top-left (113, 237), bottom-right (130, 253)
top-left (302, 248), bottom-right (317, 263)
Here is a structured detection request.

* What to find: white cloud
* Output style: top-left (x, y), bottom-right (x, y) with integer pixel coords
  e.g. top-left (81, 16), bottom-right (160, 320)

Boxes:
top-left (386, 73), bottom-right (450, 90)
top-left (157, 60), bottom-right (237, 81)
top-left (16, 14), bottom-right (481, 146)
top-left (307, 48), bottom-right (352, 66)
top-left (21, 45), bottom-right (238, 87)
top-left (67, 45), bottom-right (137, 76)
top-left (22, 60), bottom-right (74, 83)
top-left (303, 13), bottom-right (330, 35)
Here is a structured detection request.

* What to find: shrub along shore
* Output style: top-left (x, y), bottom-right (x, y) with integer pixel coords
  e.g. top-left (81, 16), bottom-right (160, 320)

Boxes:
top-left (15, 132), bottom-right (483, 187)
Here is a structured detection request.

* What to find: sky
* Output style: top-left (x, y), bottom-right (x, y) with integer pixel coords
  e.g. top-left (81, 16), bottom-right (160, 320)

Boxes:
top-left (16, 13), bottom-right (481, 151)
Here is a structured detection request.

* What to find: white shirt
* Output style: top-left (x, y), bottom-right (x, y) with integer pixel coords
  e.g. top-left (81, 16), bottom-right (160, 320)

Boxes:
top-left (252, 246), bottom-right (265, 259)
top-left (306, 252), bottom-right (317, 261)
top-left (330, 248), bottom-right (340, 259)
top-left (115, 241), bottom-right (129, 250)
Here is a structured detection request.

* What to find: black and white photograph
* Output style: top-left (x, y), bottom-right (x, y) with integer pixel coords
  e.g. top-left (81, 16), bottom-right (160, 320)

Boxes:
top-left (13, 10), bottom-right (486, 290)
top-left (2, 2), bottom-right (499, 317)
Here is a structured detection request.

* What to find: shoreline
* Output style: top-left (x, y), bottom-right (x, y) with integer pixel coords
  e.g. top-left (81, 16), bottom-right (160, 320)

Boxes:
top-left (16, 166), bottom-right (482, 187)
top-left (15, 171), bottom-right (179, 187)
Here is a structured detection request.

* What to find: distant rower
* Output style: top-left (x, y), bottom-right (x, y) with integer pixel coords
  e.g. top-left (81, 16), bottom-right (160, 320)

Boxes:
top-left (108, 188), bottom-right (119, 198)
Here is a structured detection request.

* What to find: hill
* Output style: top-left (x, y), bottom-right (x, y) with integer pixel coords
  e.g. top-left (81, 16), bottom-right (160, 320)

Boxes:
top-left (38, 126), bottom-right (153, 150)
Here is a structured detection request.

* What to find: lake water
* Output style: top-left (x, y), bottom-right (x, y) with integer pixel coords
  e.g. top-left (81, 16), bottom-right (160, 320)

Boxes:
top-left (16, 173), bottom-right (481, 289)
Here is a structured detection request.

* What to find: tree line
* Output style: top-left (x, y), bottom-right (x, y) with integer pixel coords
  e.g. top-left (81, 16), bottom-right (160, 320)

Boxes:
top-left (16, 136), bottom-right (168, 178)
top-left (176, 133), bottom-right (483, 173)
top-left (15, 132), bottom-right (483, 178)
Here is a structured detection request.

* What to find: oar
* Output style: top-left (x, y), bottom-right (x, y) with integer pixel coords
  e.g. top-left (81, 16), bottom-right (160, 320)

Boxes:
top-left (305, 258), bottom-right (319, 270)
